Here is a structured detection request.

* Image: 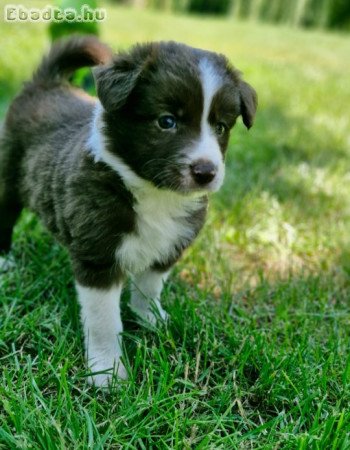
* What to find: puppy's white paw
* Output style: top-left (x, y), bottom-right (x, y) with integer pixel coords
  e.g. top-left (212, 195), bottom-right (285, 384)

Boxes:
top-left (88, 356), bottom-right (127, 388)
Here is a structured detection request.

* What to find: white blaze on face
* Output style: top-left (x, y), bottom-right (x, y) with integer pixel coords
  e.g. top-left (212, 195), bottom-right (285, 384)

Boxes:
top-left (188, 58), bottom-right (225, 192)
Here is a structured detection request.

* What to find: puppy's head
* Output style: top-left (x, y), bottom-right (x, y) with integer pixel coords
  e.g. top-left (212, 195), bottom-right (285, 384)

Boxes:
top-left (94, 41), bottom-right (257, 194)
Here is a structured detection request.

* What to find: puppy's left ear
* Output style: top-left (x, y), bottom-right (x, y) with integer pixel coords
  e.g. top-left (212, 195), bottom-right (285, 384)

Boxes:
top-left (93, 58), bottom-right (142, 112)
top-left (239, 80), bottom-right (258, 129)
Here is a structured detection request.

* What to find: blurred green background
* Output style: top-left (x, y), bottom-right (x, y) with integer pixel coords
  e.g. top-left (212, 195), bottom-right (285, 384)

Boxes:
top-left (118, 0), bottom-right (350, 30)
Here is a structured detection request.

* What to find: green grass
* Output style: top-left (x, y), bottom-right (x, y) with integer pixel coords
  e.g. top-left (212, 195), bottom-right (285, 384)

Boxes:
top-left (1, 2), bottom-right (350, 448)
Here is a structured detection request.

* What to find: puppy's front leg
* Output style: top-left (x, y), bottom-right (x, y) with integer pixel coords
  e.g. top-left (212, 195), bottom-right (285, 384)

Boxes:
top-left (76, 283), bottom-right (127, 387)
top-left (130, 269), bottom-right (169, 325)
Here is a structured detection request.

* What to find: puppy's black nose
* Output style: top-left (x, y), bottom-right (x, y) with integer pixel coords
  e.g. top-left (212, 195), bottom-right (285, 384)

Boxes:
top-left (190, 160), bottom-right (217, 185)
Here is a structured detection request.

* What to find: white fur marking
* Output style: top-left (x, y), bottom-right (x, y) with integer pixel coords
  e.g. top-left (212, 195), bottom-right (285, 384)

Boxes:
top-left (185, 59), bottom-right (225, 192)
top-left (76, 283), bottom-right (127, 386)
top-left (199, 58), bottom-right (223, 124)
top-left (116, 187), bottom-right (202, 273)
top-left (86, 101), bottom-right (105, 163)
top-left (101, 150), bottom-right (147, 190)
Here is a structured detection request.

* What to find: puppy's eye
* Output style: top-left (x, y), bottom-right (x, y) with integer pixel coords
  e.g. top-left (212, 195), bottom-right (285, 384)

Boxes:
top-left (157, 114), bottom-right (177, 130)
top-left (214, 122), bottom-right (227, 137)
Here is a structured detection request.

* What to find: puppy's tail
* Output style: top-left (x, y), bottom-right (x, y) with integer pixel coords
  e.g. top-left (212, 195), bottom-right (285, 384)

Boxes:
top-left (33, 35), bottom-right (112, 84)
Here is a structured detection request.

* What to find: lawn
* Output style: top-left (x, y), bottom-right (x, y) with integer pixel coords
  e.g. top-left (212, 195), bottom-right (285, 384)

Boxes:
top-left (0, 2), bottom-right (350, 449)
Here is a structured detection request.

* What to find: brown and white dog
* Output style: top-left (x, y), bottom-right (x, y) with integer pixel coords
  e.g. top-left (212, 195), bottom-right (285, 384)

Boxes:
top-left (0, 36), bottom-right (257, 386)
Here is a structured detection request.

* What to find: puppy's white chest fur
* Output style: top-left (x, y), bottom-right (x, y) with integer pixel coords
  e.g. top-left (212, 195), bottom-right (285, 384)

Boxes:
top-left (87, 101), bottom-right (205, 274)
top-left (116, 189), bottom-right (202, 274)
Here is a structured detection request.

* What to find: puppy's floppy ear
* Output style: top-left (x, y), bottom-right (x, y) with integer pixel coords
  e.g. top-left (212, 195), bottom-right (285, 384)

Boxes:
top-left (93, 57), bottom-right (143, 111)
top-left (239, 80), bottom-right (258, 129)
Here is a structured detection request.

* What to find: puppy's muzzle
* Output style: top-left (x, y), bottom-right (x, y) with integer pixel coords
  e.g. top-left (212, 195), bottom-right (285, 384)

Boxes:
top-left (190, 160), bottom-right (217, 186)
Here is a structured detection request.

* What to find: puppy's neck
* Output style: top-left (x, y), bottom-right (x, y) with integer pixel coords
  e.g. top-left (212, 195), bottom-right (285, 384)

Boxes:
top-left (87, 101), bottom-right (154, 193)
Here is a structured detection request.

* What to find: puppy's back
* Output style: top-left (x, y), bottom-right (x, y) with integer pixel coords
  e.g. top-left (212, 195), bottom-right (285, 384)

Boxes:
top-left (0, 36), bottom-right (114, 247)
top-left (4, 36), bottom-right (112, 143)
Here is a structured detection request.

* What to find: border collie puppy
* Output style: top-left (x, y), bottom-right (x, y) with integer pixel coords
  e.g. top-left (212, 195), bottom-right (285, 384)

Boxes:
top-left (0, 36), bottom-right (257, 387)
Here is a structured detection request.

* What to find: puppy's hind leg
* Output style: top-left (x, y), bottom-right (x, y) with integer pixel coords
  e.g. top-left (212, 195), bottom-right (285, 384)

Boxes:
top-left (129, 269), bottom-right (170, 326)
